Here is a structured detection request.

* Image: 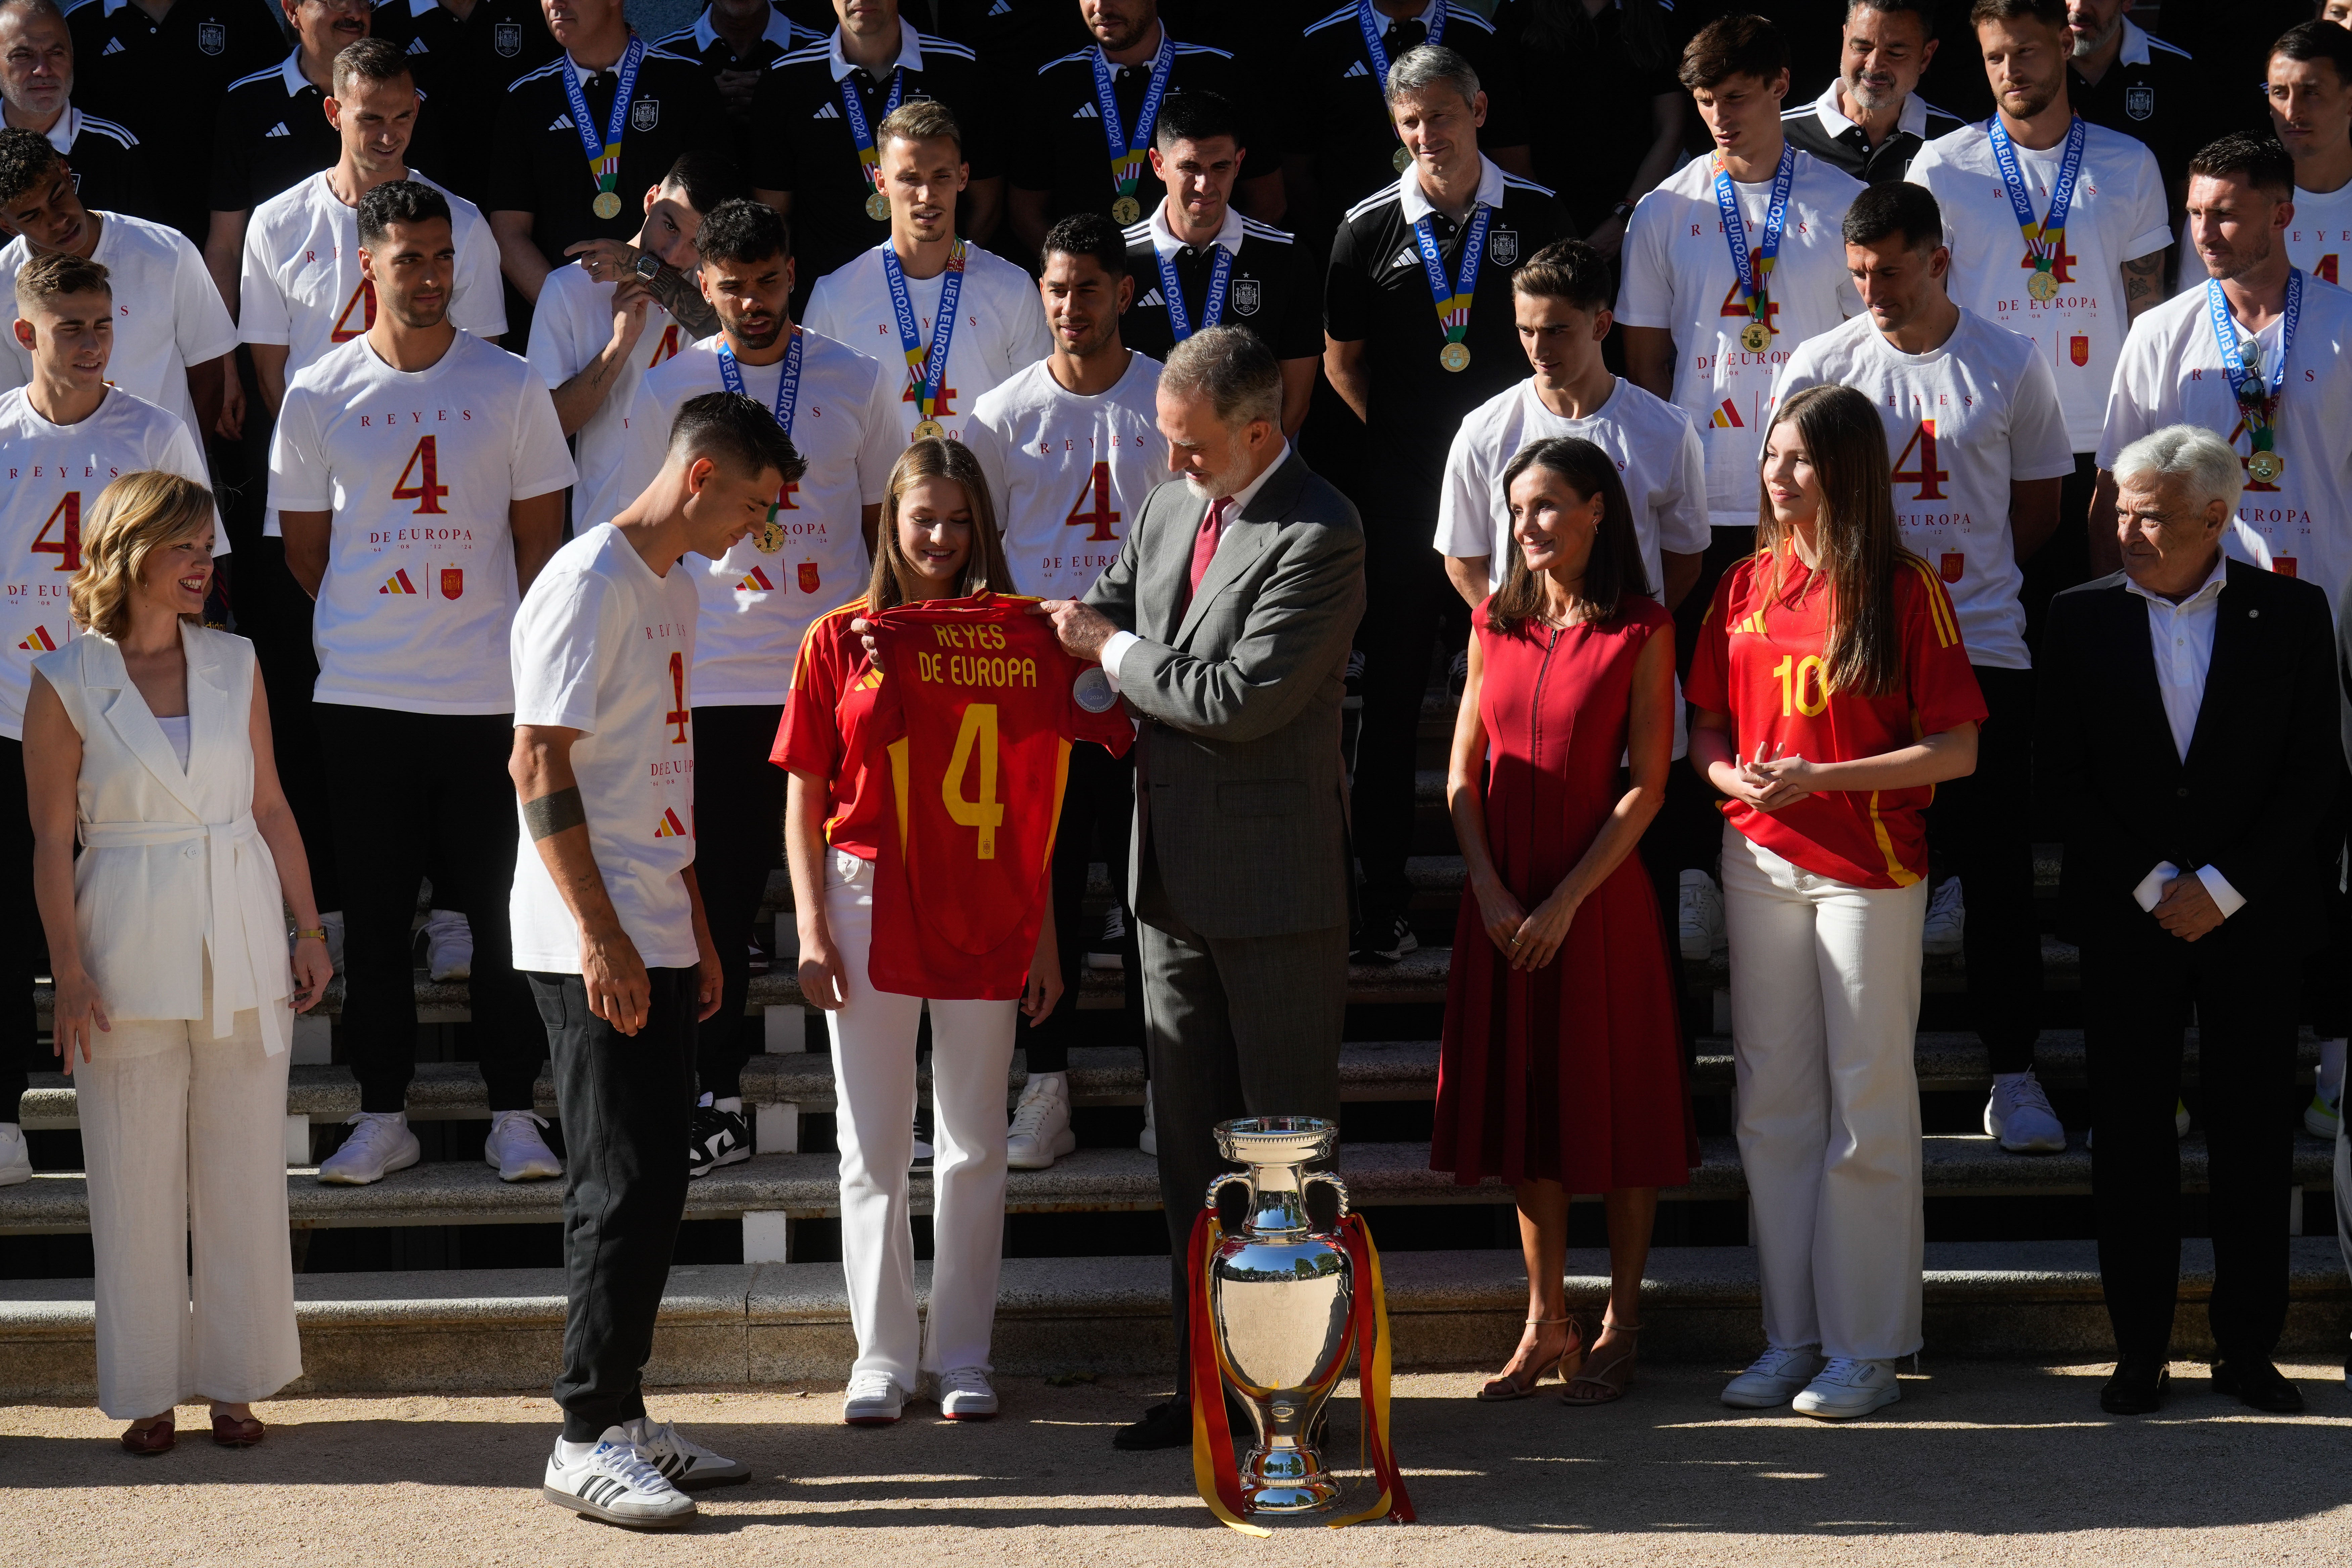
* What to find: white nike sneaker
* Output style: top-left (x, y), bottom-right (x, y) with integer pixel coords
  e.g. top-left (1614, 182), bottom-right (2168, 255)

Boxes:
top-left (1985, 1072), bottom-right (2067, 1153)
top-left (0, 1122), bottom-right (30, 1186)
top-left (421, 909), bottom-right (473, 982)
top-left (1006, 1075), bottom-right (1076, 1170)
top-left (543, 1428), bottom-right (698, 1528)
top-left (1922, 877), bottom-right (1964, 956)
top-left (936, 1367), bottom-right (999, 1421)
top-left (484, 1109), bottom-right (563, 1181)
top-left (2305, 1085), bottom-right (2341, 1141)
top-left (1721, 1345), bottom-right (1821, 1408)
top-left (317, 1111), bottom-right (420, 1184)
top-left (1678, 869), bottom-right (1725, 961)
top-left (1792, 1356), bottom-right (1903, 1420)
top-left (624, 1416), bottom-right (751, 1490)
top-left (1138, 1091), bottom-right (1157, 1157)
top-left (842, 1372), bottom-right (906, 1426)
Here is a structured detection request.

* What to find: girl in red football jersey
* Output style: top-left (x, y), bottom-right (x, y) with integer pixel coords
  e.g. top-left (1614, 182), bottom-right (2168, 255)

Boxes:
top-left (1685, 384), bottom-right (1985, 1422)
top-left (777, 439), bottom-right (1060, 1428)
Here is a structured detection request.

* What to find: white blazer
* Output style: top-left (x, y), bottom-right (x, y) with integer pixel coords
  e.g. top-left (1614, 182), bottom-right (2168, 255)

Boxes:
top-left (34, 626), bottom-right (292, 1052)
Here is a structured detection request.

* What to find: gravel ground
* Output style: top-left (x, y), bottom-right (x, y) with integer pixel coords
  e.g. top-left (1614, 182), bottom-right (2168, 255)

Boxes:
top-left (7, 1362), bottom-right (2351, 1566)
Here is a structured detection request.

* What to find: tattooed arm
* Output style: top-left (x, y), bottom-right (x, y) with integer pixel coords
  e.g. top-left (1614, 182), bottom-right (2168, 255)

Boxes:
top-left (2123, 250), bottom-right (2168, 322)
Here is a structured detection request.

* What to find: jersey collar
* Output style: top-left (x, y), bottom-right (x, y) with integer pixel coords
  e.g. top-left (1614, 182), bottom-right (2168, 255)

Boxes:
top-left (829, 18), bottom-right (923, 81)
top-left (408, 0), bottom-right (437, 15)
top-left (2117, 17), bottom-right (2151, 68)
top-left (696, 4), bottom-right (798, 54)
top-left (1808, 78), bottom-right (1926, 141)
top-left (1146, 198), bottom-right (1244, 259)
top-left (1397, 151), bottom-right (1504, 223)
top-left (277, 49), bottom-right (311, 96)
top-left (38, 104), bottom-right (80, 156)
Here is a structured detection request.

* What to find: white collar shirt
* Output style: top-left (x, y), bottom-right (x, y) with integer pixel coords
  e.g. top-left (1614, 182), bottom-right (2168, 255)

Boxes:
top-left (2121, 549), bottom-right (2245, 914)
top-left (828, 17), bottom-right (924, 80)
top-left (1146, 198), bottom-right (1245, 260)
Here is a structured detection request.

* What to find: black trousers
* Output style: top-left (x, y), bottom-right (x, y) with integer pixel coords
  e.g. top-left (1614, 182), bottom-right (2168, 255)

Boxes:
top-left (250, 543), bottom-right (341, 912)
top-left (1034, 743), bottom-right (1143, 1073)
top-left (1351, 509), bottom-right (1461, 928)
top-left (2083, 916), bottom-right (2297, 1362)
top-left (2022, 453), bottom-right (2098, 653)
top-left (1657, 524), bottom-right (1761, 879)
top-left (314, 705), bottom-right (539, 1112)
top-left (1922, 664), bottom-right (2042, 1072)
top-left (534, 967), bottom-right (700, 1440)
top-left (690, 703), bottom-right (785, 1100)
top-left (0, 737), bottom-right (40, 1117)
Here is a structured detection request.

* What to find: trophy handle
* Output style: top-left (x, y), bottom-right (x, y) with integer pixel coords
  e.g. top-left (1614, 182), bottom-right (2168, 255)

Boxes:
top-left (1304, 1171), bottom-right (1351, 1220)
top-left (1205, 1173), bottom-right (1248, 1214)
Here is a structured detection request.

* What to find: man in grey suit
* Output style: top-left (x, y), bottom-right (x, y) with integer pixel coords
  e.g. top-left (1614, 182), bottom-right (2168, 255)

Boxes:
top-left (1040, 326), bottom-right (1366, 1451)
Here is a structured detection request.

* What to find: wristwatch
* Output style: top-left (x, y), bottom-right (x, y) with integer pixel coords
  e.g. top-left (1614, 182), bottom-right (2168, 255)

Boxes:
top-left (633, 251), bottom-right (664, 284)
top-left (1610, 200), bottom-right (1636, 222)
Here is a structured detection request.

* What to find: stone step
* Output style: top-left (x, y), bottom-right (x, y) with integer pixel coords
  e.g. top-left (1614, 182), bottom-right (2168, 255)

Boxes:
top-left (4, 1132), bottom-right (2336, 1241)
top-left (7, 1239), bottom-right (2347, 1399)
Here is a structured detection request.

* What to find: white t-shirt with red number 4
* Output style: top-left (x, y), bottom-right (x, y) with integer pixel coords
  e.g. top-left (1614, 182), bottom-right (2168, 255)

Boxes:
top-left (1907, 120), bottom-right (2171, 453)
top-left (268, 330), bottom-right (577, 715)
top-left (961, 350), bottom-right (1164, 601)
top-left (507, 521), bottom-right (705, 974)
top-left (0, 386), bottom-right (219, 738)
top-left (620, 327), bottom-right (903, 705)
top-left (1769, 310), bottom-right (2075, 671)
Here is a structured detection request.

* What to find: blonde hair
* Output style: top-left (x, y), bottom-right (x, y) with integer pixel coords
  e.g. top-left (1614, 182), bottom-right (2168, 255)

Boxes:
top-left (70, 471), bottom-right (216, 642)
top-left (866, 438), bottom-right (1014, 612)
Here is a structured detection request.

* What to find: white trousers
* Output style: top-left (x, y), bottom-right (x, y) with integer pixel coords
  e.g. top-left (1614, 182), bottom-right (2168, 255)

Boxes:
top-left (75, 981), bottom-right (301, 1419)
top-left (1722, 824), bottom-right (1928, 1361)
top-left (823, 850), bottom-right (1018, 1386)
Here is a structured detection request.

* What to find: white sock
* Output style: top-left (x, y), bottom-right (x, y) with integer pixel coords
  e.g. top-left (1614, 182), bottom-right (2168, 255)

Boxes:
top-left (2321, 1039), bottom-right (2346, 1099)
top-left (1029, 1071), bottom-right (1068, 1094)
top-left (1992, 1070), bottom-right (2029, 1091)
top-left (557, 1436), bottom-right (597, 1463)
top-left (715, 1096), bottom-right (742, 1114)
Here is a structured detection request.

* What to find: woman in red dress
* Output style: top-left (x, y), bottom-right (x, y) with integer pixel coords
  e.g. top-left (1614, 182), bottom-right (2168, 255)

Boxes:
top-left (1433, 436), bottom-right (1694, 1406)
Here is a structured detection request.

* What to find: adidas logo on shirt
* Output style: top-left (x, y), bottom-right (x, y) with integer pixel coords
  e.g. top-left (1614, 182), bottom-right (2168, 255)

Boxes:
top-left (988, 0), bottom-right (1011, 12)
top-left (549, 113), bottom-right (573, 130)
top-left (1342, 60), bottom-right (1368, 78)
top-left (811, 101), bottom-right (840, 119)
top-left (101, 36), bottom-right (124, 54)
top-left (406, 35), bottom-right (429, 53)
top-left (653, 807), bottom-right (689, 839)
top-left (1390, 245), bottom-right (1419, 270)
top-left (1137, 287), bottom-right (1164, 306)
top-left (17, 626), bottom-right (57, 652)
top-left (1072, 102), bottom-right (1098, 118)
top-left (264, 122), bottom-right (290, 138)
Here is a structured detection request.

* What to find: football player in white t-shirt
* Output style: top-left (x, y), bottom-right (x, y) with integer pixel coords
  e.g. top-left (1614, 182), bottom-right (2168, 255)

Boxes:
top-left (803, 99), bottom-right (1053, 449)
top-left (1771, 181), bottom-right (2074, 1154)
top-left (0, 250), bottom-right (218, 1169)
top-left (1618, 15), bottom-right (1865, 535)
top-left (963, 211), bottom-right (1161, 1172)
top-left (271, 180), bottom-right (576, 1189)
top-left (513, 392), bottom-right (798, 1527)
top-left (0, 126), bottom-right (236, 442)
top-left (615, 198), bottom-right (900, 1173)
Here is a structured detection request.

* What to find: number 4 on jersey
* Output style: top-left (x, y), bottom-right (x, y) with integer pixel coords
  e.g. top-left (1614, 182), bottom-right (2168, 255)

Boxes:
top-left (31, 492), bottom-right (79, 570)
top-left (393, 435), bottom-right (449, 515)
top-left (1892, 420), bottom-right (1949, 500)
top-left (1063, 461), bottom-right (1120, 542)
top-left (942, 701), bottom-right (1005, 858)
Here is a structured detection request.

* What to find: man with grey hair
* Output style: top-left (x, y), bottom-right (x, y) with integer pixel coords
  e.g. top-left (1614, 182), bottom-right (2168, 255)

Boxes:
top-left (2039, 421), bottom-right (2337, 1419)
top-left (1325, 41), bottom-right (1565, 964)
top-left (1039, 323), bottom-right (1365, 1452)
top-left (0, 0), bottom-right (147, 224)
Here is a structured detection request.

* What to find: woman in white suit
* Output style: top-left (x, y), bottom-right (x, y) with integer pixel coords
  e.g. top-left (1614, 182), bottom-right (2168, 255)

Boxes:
top-left (25, 472), bottom-right (332, 1454)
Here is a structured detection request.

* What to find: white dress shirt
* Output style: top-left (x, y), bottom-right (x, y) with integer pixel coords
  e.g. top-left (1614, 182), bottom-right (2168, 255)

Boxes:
top-left (2122, 550), bottom-right (2245, 917)
top-left (1099, 440), bottom-right (1290, 687)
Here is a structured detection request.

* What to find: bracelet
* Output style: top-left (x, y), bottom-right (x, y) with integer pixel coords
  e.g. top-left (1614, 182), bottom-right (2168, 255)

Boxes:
top-left (295, 927), bottom-right (327, 942)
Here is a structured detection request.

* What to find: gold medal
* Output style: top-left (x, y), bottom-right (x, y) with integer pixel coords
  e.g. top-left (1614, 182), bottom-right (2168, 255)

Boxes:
top-left (1392, 145), bottom-right (1410, 172)
top-left (2249, 448), bottom-right (2284, 483)
top-left (1439, 341), bottom-right (1470, 372)
top-left (1112, 195), bottom-right (1141, 225)
top-left (592, 190), bottom-right (623, 221)
top-left (913, 418), bottom-right (946, 440)
top-left (756, 511), bottom-right (787, 554)
top-left (865, 190), bottom-right (890, 223)
top-left (2027, 268), bottom-right (2059, 302)
top-left (1739, 321), bottom-right (1770, 353)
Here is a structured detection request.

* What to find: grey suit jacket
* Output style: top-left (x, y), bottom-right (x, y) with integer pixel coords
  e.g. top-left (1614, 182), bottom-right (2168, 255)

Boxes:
top-left (1083, 450), bottom-right (1366, 938)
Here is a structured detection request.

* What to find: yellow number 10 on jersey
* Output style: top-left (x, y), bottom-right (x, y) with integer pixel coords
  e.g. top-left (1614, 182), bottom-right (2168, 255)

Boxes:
top-left (1771, 654), bottom-right (1829, 718)
top-left (943, 702), bottom-right (1006, 859)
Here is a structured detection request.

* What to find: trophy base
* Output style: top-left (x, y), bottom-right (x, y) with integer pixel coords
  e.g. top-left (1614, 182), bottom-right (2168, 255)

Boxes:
top-left (1239, 1442), bottom-right (1343, 1515)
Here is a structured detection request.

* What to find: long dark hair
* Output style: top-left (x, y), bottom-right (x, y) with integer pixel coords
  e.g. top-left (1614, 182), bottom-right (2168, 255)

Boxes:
top-left (866, 437), bottom-right (1016, 612)
top-left (1488, 437), bottom-right (1652, 634)
top-left (1754, 384), bottom-right (1911, 699)
top-left (1516, 0), bottom-right (1675, 71)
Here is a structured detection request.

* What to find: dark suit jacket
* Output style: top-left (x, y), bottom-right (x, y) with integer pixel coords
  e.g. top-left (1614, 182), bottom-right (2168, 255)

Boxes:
top-left (2038, 558), bottom-right (2339, 945)
top-left (1082, 451), bottom-right (1367, 938)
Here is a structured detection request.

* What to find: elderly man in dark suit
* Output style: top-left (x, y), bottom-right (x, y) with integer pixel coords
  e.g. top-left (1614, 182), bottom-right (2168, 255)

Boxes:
top-left (2040, 423), bottom-right (2338, 1419)
top-left (1041, 325), bottom-right (1366, 1452)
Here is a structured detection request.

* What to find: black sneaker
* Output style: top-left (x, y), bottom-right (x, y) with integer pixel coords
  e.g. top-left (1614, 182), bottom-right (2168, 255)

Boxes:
top-left (687, 1101), bottom-right (751, 1179)
top-left (1349, 913), bottom-right (1419, 965)
top-left (1086, 905), bottom-right (1127, 972)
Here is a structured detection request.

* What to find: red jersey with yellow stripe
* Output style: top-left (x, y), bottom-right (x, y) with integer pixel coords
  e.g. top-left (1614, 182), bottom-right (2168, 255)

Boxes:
top-left (774, 597), bottom-right (892, 860)
top-left (1685, 548), bottom-right (1986, 889)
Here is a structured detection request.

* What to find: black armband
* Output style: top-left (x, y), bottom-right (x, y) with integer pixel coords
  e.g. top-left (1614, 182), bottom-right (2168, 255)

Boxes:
top-left (522, 786), bottom-right (587, 841)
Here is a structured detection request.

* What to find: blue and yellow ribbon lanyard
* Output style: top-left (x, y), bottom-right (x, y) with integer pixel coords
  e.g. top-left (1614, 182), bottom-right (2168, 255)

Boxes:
top-left (1713, 140), bottom-right (1794, 354)
top-left (2207, 266), bottom-right (2301, 485)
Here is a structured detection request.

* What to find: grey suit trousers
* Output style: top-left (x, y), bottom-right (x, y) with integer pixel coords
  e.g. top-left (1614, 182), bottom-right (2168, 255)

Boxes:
top-left (1137, 846), bottom-right (1346, 1384)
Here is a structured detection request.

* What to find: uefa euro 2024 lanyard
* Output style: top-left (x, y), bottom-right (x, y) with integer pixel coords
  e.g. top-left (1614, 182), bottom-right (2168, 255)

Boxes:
top-left (718, 329), bottom-right (805, 548)
top-left (563, 36), bottom-right (645, 221)
top-left (1156, 238), bottom-right (1233, 341)
top-left (840, 64), bottom-right (906, 224)
top-left (1092, 33), bottom-right (1174, 226)
top-left (2208, 266), bottom-right (2302, 485)
top-left (883, 237), bottom-right (966, 441)
top-left (1356, 0), bottom-right (1446, 173)
top-left (1713, 140), bottom-right (1794, 355)
top-left (1413, 197), bottom-right (1489, 373)
top-left (1988, 113), bottom-right (2086, 305)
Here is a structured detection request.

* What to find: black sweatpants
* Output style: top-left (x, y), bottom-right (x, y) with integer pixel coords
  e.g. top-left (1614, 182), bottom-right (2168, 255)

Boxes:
top-left (250, 542), bottom-right (340, 912)
top-left (535, 967), bottom-right (700, 1439)
top-left (1922, 664), bottom-right (2042, 1072)
top-left (0, 736), bottom-right (40, 1118)
top-left (1352, 509), bottom-right (1462, 930)
top-left (690, 703), bottom-right (785, 1100)
top-left (1034, 743), bottom-right (1143, 1071)
top-left (314, 705), bottom-right (539, 1112)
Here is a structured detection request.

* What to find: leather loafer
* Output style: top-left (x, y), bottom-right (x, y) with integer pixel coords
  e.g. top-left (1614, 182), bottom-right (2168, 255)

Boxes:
top-left (210, 1413), bottom-right (266, 1447)
top-left (1112, 1397), bottom-right (1194, 1451)
top-left (120, 1419), bottom-right (175, 1455)
top-left (2212, 1358), bottom-right (2304, 1413)
top-left (2100, 1356), bottom-right (2170, 1415)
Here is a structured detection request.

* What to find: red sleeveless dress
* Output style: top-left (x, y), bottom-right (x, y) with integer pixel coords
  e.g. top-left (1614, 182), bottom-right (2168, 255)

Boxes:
top-left (1431, 598), bottom-right (1698, 1190)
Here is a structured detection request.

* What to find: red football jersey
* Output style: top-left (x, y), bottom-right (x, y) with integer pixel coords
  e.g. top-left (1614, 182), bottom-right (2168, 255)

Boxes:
top-left (774, 597), bottom-right (892, 861)
top-left (1685, 549), bottom-right (1986, 889)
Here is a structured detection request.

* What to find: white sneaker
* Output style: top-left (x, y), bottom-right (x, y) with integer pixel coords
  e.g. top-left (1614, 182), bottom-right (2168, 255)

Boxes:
top-left (543, 1427), bottom-right (698, 1528)
top-left (1985, 1072), bottom-right (2066, 1153)
top-left (422, 909), bottom-right (472, 982)
top-left (1006, 1075), bottom-right (1076, 1170)
top-left (2305, 1086), bottom-right (2341, 1141)
top-left (1086, 906), bottom-right (1126, 972)
top-left (1922, 877), bottom-right (1964, 956)
top-left (317, 1111), bottom-right (420, 1184)
top-left (484, 1109), bottom-right (563, 1181)
top-left (1792, 1356), bottom-right (1903, 1420)
top-left (1678, 869), bottom-right (1725, 960)
top-left (1138, 1091), bottom-right (1157, 1157)
top-left (624, 1416), bottom-right (751, 1490)
top-left (843, 1372), bottom-right (906, 1425)
top-left (1721, 1345), bottom-right (1820, 1408)
top-left (936, 1367), bottom-right (999, 1421)
top-left (0, 1122), bottom-right (29, 1186)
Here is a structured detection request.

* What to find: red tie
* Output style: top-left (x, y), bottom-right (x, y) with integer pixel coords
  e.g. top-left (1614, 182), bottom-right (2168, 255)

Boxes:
top-left (1184, 496), bottom-right (1229, 612)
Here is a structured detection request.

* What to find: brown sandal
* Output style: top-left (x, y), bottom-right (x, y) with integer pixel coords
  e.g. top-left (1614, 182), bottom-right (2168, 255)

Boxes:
top-left (120, 1417), bottom-right (175, 1455)
top-left (1477, 1316), bottom-right (1584, 1401)
top-left (210, 1412), bottom-right (265, 1448)
top-left (1561, 1321), bottom-right (1641, 1406)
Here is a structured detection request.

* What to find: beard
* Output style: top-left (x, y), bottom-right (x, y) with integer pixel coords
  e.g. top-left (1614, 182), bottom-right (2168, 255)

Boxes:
top-left (726, 310), bottom-right (783, 350)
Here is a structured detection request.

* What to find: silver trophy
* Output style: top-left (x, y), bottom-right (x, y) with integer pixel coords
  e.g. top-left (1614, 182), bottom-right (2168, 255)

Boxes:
top-left (1204, 1116), bottom-right (1355, 1515)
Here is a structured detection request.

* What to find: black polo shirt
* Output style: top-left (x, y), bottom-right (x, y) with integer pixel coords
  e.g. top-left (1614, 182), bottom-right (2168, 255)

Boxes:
top-left (743, 23), bottom-right (1000, 285)
top-left (367, 0), bottom-right (561, 205)
top-left (930, 0), bottom-right (1088, 76)
top-left (67, 0), bottom-right (287, 245)
top-left (1118, 206), bottom-right (1323, 364)
top-left (46, 106), bottom-right (158, 229)
top-left (1779, 81), bottom-right (1964, 185)
top-left (211, 51), bottom-right (341, 214)
top-left (1010, 33), bottom-right (1276, 227)
top-left (488, 43), bottom-right (728, 268)
top-left (1283, 1), bottom-right (1526, 236)
top-left (1325, 157), bottom-right (1567, 506)
top-left (2068, 19), bottom-right (2210, 188)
